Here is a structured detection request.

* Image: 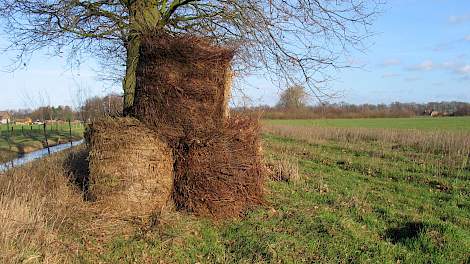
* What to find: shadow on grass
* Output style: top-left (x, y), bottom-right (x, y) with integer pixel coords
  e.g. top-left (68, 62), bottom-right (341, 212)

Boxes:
top-left (63, 148), bottom-right (96, 202)
top-left (385, 221), bottom-right (424, 244)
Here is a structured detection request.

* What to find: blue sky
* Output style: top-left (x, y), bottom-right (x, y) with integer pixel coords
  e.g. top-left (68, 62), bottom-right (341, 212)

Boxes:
top-left (1, 0), bottom-right (469, 109)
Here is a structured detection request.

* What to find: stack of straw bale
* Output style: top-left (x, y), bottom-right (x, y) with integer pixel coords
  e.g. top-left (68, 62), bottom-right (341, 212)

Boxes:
top-left (87, 33), bottom-right (264, 219)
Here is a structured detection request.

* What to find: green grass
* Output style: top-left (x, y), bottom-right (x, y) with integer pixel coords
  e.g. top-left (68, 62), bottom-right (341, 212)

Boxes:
top-left (264, 116), bottom-right (470, 131)
top-left (2, 120), bottom-right (469, 263)
top-left (0, 123), bottom-right (84, 162)
top-left (72, 130), bottom-right (469, 263)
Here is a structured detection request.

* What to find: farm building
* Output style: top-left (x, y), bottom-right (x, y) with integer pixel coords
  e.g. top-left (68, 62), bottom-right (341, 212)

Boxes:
top-left (0, 111), bottom-right (11, 124)
top-left (14, 117), bottom-right (32, 125)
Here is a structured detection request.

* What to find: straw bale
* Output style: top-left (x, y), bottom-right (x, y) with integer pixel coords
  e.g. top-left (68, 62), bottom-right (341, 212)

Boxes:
top-left (131, 33), bottom-right (235, 137)
top-left (172, 115), bottom-right (265, 219)
top-left (86, 117), bottom-right (174, 217)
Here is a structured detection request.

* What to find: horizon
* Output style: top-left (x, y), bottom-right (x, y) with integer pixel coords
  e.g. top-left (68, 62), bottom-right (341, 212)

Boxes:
top-left (1, 0), bottom-right (469, 109)
top-left (3, 99), bottom-right (470, 113)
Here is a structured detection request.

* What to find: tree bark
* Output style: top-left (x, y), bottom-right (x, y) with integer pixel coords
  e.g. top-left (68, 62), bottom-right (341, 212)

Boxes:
top-left (123, 36), bottom-right (140, 115)
top-left (122, 0), bottom-right (160, 115)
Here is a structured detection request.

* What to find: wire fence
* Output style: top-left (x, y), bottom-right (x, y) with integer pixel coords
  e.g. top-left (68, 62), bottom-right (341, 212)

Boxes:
top-left (0, 121), bottom-right (85, 154)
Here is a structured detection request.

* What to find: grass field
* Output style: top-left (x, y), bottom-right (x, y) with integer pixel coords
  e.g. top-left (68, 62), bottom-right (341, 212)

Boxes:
top-left (0, 123), bottom-right (84, 163)
top-left (264, 116), bottom-right (470, 131)
top-left (1, 119), bottom-right (469, 263)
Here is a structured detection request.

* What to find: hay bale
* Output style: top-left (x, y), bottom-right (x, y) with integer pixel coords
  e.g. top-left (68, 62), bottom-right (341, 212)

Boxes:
top-left (131, 33), bottom-right (235, 138)
top-left (86, 117), bottom-right (174, 217)
top-left (172, 115), bottom-right (265, 218)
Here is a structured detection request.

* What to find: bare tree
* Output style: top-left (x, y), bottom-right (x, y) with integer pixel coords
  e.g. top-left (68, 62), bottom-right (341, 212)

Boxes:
top-left (277, 85), bottom-right (308, 109)
top-left (0, 0), bottom-right (381, 113)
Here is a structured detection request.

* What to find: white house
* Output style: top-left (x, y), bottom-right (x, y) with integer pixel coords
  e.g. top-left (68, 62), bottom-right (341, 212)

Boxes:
top-left (0, 111), bottom-right (11, 124)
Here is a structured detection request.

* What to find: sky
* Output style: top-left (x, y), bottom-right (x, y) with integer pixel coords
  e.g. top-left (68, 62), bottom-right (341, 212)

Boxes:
top-left (0, 0), bottom-right (469, 110)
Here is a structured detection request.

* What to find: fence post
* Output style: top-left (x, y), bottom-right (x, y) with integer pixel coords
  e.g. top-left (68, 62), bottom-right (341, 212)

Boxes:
top-left (68, 120), bottom-right (73, 147)
top-left (21, 126), bottom-right (24, 136)
top-left (6, 119), bottom-right (11, 151)
top-left (43, 122), bottom-right (50, 155)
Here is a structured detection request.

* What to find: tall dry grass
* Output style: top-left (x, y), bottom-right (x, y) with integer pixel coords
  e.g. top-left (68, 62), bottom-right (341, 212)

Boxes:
top-left (263, 124), bottom-right (470, 169)
top-left (265, 154), bottom-right (300, 182)
top-left (0, 146), bottom-right (98, 263)
top-left (0, 145), bottom-right (178, 263)
top-left (0, 150), bottom-right (84, 263)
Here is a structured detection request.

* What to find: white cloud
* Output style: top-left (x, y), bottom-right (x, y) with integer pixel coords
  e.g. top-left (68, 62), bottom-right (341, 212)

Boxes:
top-left (381, 72), bottom-right (400, 78)
top-left (441, 62), bottom-right (470, 77)
top-left (404, 76), bottom-right (420, 82)
top-left (448, 14), bottom-right (470, 24)
top-left (406, 59), bottom-right (470, 78)
top-left (381, 59), bottom-right (401, 67)
top-left (465, 35), bottom-right (470, 41)
top-left (442, 60), bottom-right (457, 69)
top-left (346, 57), bottom-right (366, 66)
top-left (457, 65), bottom-right (470, 75)
top-left (410, 60), bottom-right (434, 71)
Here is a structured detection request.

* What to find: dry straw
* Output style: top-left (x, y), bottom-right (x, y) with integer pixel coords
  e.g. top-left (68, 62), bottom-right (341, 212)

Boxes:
top-left (0, 151), bottom-right (84, 263)
top-left (172, 115), bottom-right (265, 219)
top-left (266, 155), bottom-right (300, 182)
top-left (131, 32), bottom-right (235, 138)
top-left (131, 33), bottom-right (264, 218)
top-left (86, 117), bottom-right (174, 217)
top-left (85, 33), bottom-right (265, 219)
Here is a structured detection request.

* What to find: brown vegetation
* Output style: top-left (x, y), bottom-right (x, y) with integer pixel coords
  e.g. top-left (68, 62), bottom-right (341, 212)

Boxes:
top-left (263, 124), bottom-right (470, 168)
top-left (128, 34), bottom-right (263, 219)
top-left (265, 155), bottom-right (300, 183)
top-left (131, 33), bottom-right (235, 137)
top-left (0, 150), bottom-right (83, 263)
top-left (245, 101), bottom-right (470, 119)
top-left (259, 107), bottom-right (415, 119)
top-left (0, 146), bottom-right (178, 263)
top-left (172, 116), bottom-right (264, 218)
top-left (82, 34), bottom-right (265, 219)
top-left (86, 117), bottom-right (174, 217)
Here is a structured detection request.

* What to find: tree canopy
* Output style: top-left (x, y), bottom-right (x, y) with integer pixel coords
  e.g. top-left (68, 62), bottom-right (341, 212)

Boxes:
top-left (0, 0), bottom-right (381, 110)
top-left (277, 85), bottom-right (308, 109)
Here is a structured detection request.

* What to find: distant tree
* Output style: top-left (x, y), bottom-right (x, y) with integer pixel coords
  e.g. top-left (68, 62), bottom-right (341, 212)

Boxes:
top-left (0, 0), bottom-right (381, 113)
top-left (79, 93), bottom-right (123, 122)
top-left (277, 85), bottom-right (309, 109)
top-left (102, 94), bottom-right (124, 116)
top-left (80, 97), bottom-right (104, 122)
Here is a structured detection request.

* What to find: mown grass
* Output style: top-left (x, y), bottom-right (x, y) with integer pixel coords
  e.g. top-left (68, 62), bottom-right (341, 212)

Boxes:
top-left (264, 116), bottom-right (470, 131)
top-left (0, 123), bottom-right (469, 263)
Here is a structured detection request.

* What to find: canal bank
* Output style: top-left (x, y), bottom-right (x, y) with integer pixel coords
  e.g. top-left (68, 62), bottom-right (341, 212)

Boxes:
top-left (0, 140), bottom-right (84, 172)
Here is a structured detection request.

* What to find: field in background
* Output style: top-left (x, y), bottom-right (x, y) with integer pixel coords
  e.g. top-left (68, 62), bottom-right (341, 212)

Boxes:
top-left (1, 118), bottom-right (469, 262)
top-left (264, 116), bottom-right (470, 131)
top-left (0, 123), bottom-right (84, 163)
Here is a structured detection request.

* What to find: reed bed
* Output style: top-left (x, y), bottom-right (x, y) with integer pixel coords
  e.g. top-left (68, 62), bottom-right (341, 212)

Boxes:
top-left (0, 151), bottom-right (83, 263)
top-left (0, 146), bottom-right (143, 263)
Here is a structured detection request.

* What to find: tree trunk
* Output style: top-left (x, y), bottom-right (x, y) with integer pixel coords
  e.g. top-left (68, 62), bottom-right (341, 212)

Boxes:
top-left (122, 0), bottom-right (160, 115)
top-left (123, 36), bottom-right (140, 115)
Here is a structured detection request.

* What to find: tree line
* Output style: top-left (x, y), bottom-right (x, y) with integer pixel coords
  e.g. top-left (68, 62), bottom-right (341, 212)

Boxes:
top-left (5, 94), bottom-right (123, 123)
top-left (6, 89), bottom-right (469, 121)
top-left (249, 101), bottom-right (470, 120)
top-left (234, 85), bottom-right (470, 119)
